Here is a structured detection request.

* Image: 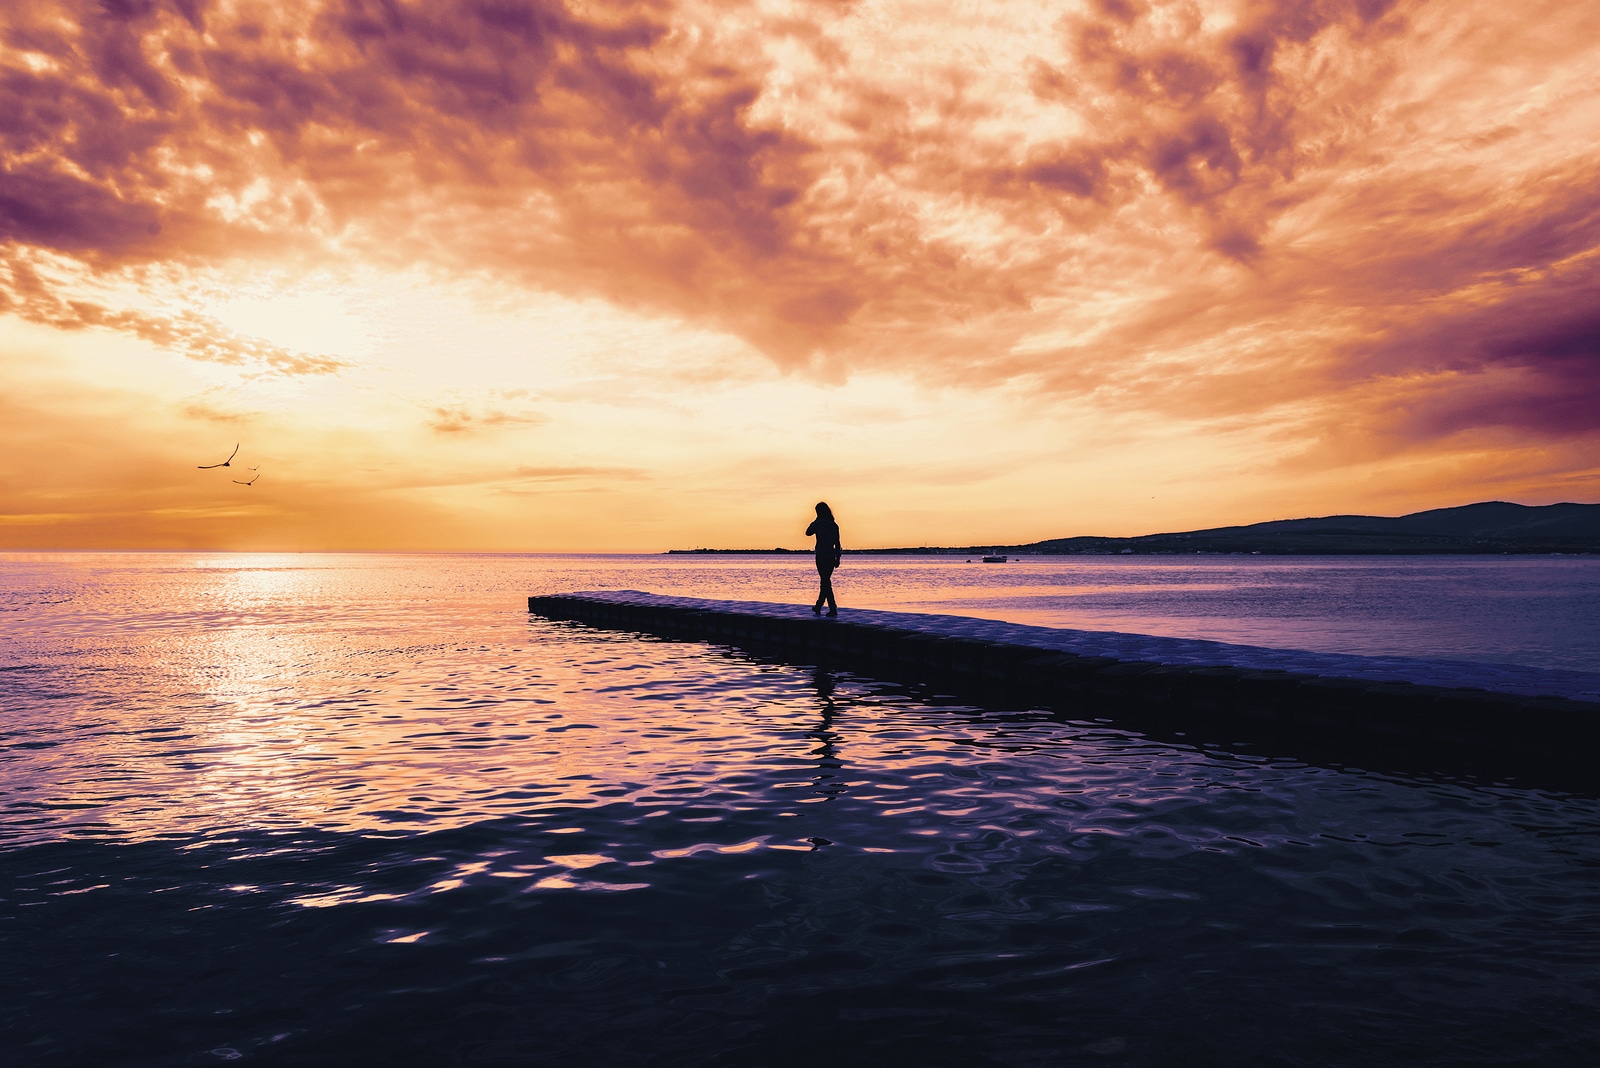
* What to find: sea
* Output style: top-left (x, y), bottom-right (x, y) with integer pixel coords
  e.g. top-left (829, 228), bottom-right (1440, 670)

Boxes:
top-left (3, 552), bottom-right (1599, 1066)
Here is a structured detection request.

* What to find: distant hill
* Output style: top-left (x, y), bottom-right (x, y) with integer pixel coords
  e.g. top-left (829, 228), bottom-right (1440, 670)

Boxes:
top-left (1012, 501), bottom-right (1600, 555)
top-left (666, 501), bottom-right (1600, 555)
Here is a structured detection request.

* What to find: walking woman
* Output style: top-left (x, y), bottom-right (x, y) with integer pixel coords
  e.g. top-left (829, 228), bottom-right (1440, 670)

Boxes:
top-left (806, 502), bottom-right (842, 616)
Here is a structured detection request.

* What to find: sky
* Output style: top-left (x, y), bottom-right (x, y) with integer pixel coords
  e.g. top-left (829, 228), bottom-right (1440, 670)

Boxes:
top-left (2, 0), bottom-right (1598, 552)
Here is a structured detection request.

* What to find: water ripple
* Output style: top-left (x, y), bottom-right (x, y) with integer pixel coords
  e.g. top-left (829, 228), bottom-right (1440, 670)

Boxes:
top-left (3, 554), bottom-right (1600, 1065)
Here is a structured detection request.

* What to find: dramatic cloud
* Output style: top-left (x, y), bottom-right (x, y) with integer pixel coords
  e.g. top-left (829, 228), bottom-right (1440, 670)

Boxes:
top-left (2, 0), bottom-right (1597, 548)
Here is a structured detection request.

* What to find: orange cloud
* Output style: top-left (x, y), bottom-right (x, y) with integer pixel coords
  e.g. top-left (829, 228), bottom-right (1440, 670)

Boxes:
top-left (426, 404), bottom-right (546, 434)
top-left (1, 250), bottom-right (344, 374)
top-left (2, 0), bottom-right (1597, 549)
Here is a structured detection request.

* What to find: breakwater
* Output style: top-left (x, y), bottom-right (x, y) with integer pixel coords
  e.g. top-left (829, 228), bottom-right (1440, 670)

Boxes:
top-left (530, 591), bottom-right (1600, 773)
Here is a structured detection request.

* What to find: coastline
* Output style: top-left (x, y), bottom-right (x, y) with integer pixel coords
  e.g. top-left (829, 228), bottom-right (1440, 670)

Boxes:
top-left (666, 546), bottom-right (1600, 555)
top-left (668, 501), bottom-right (1600, 556)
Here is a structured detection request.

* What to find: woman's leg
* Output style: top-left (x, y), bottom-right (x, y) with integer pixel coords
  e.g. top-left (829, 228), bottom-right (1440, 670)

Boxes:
top-left (819, 564), bottom-right (836, 614)
top-left (814, 558), bottom-right (827, 613)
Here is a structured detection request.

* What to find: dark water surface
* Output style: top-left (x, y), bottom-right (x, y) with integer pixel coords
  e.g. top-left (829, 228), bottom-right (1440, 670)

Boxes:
top-left (3, 554), bottom-right (1599, 1066)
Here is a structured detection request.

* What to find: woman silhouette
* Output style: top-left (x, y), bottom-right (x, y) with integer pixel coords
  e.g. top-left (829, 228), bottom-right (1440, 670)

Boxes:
top-left (806, 502), bottom-right (842, 616)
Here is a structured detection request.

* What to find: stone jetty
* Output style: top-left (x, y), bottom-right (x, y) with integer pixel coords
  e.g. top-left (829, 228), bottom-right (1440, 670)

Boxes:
top-left (529, 591), bottom-right (1600, 773)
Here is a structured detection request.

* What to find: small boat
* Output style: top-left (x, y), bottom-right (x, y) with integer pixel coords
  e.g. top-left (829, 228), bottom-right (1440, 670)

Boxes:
top-left (981, 555), bottom-right (1007, 563)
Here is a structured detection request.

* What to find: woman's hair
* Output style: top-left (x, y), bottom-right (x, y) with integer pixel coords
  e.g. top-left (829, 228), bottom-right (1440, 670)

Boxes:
top-left (815, 501), bottom-right (834, 520)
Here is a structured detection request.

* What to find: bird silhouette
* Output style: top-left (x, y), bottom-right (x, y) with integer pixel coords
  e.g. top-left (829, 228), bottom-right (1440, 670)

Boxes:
top-left (233, 474), bottom-right (259, 486)
top-left (199, 444), bottom-right (240, 469)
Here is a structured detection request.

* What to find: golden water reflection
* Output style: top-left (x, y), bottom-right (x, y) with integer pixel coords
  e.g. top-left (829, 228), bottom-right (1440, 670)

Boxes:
top-left (3, 551), bottom-right (1598, 849)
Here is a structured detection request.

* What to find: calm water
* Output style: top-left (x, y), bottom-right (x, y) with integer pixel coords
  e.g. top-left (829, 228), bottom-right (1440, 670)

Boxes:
top-left (3, 553), bottom-right (1599, 1066)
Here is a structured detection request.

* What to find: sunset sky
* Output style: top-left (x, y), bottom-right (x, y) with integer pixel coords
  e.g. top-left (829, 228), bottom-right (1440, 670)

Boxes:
top-left (3, 0), bottom-right (1598, 551)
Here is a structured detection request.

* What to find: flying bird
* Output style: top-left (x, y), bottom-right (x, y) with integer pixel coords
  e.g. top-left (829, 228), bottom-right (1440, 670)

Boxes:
top-left (233, 474), bottom-right (259, 487)
top-left (199, 443), bottom-right (240, 469)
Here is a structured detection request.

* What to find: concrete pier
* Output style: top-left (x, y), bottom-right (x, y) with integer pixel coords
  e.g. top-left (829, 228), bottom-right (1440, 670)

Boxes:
top-left (529, 592), bottom-right (1600, 773)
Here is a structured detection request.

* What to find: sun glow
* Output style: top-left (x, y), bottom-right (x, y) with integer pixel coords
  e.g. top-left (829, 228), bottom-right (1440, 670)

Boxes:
top-left (2, 0), bottom-right (1598, 550)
